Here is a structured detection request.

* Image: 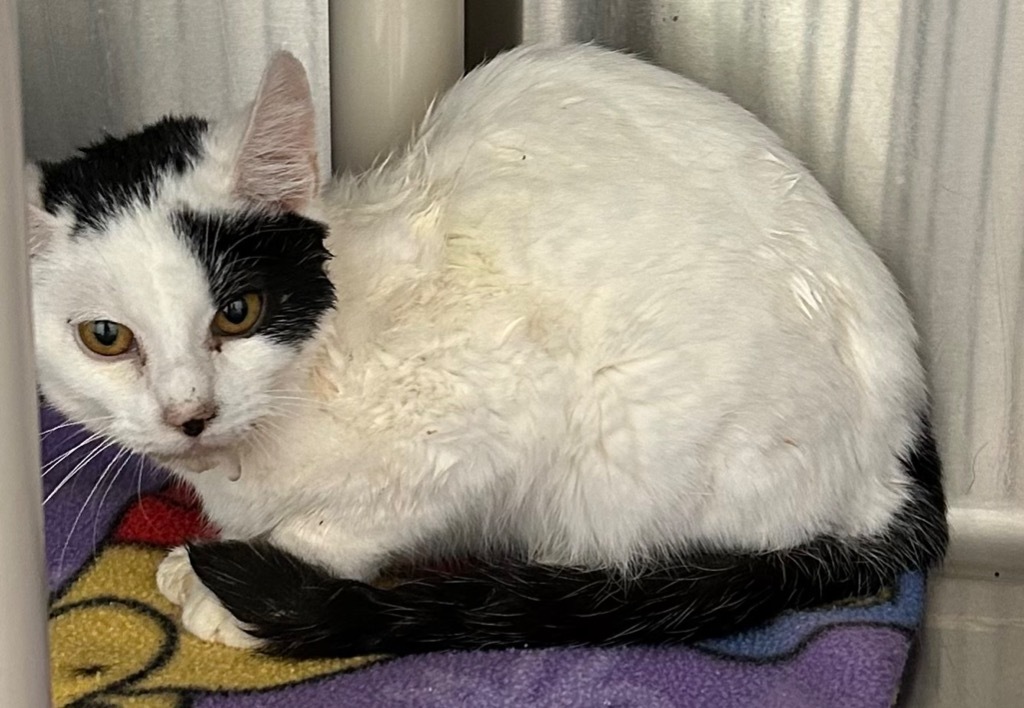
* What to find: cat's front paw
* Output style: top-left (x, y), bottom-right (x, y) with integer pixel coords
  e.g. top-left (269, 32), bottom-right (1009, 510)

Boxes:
top-left (155, 546), bottom-right (193, 605)
top-left (156, 546), bottom-right (264, 650)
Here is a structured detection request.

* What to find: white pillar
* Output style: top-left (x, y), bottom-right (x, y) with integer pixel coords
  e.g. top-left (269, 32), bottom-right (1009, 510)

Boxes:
top-left (328, 0), bottom-right (464, 173)
top-left (0, 0), bottom-right (52, 706)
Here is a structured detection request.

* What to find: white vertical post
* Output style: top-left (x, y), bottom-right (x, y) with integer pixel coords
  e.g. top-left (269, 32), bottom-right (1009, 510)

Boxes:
top-left (328, 0), bottom-right (464, 173)
top-left (0, 0), bottom-right (51, 706)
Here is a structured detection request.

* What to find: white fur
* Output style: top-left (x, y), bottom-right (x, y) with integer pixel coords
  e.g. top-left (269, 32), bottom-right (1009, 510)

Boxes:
top-left (32, 45), bottom-right (925, 638)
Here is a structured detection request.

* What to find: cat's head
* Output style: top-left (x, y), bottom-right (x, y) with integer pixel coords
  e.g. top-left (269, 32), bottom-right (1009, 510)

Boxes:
top-left (27, 52), bottom-right (335, 464)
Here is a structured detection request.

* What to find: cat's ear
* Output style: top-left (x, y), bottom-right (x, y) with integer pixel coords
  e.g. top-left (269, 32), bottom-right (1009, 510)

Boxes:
top-left (233, 51), bottom-right (319, 212)
top-left (26, 205), bottom-right (61, 256)
top-left (23, 163), bottom-right (59, 257)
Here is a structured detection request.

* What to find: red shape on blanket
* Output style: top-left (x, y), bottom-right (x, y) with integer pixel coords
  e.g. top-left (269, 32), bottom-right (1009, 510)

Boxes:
top-left (112, 482), bottom-right (219, 546)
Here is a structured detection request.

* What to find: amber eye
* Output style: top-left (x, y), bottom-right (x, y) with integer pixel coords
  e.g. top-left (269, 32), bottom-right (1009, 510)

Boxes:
top-left (77, 320), bottom-right (135, 357)
top-left (212, 292), bottom-right (263, 337)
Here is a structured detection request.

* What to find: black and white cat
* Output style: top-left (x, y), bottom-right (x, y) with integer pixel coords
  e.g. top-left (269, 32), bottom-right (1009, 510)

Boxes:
top-left (28, 46), bottom-right (946, 657)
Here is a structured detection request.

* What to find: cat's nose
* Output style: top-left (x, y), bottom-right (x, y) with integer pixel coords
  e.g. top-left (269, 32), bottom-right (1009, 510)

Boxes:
top-left (163, 403), bottom-right (217, 437)
top-left (180, 418), bottom-right (208, 438)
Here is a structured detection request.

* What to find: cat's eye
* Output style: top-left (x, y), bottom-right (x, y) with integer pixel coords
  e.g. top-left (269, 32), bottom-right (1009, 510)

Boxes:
top-left (77, 320), bottom-right (135, 357)
top-left (212, 292), bottom-right (264, 337)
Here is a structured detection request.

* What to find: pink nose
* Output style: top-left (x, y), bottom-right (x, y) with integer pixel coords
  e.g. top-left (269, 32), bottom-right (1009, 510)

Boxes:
top-left (162, 402), bottom-right (217, 437)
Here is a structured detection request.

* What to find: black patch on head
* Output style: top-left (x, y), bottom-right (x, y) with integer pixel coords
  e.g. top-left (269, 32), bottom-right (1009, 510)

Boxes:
top-left (172, 209), bottom-right (335, 345)
top-left (38, 116), bottom-right (208, 230)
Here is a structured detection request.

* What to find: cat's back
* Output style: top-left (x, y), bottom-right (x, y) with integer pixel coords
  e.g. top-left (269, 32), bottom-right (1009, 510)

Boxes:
top-left (318, 45), bottom-right (926, 553)
top-left (384, 44), bottom-right (920, 396)
top-left (411, 45), bottom-right (875, 291)
top-left (407, 45), bottom-right (912, 355)
top-left (417, 44), bottom-right (780, 239)
top-left (420, 43), bottom-right (776, 175)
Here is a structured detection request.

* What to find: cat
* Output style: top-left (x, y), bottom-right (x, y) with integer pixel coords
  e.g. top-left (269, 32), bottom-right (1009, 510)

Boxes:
top-left (28, 44), bottom-right (947, 658)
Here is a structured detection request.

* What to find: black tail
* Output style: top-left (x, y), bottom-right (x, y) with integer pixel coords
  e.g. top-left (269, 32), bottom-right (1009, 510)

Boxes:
top-left (188, 426), bottom-right (947, 659)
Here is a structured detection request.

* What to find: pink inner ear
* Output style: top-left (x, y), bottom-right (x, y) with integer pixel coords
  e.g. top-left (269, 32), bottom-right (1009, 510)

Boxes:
top-left (234, 52), bottom-right (319, 212)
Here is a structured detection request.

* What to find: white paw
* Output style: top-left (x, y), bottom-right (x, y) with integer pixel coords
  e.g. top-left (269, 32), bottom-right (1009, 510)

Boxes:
top-left (156, 546), bottom-right (264, 650)
top-left (156, 546), bottom-right (193, 605)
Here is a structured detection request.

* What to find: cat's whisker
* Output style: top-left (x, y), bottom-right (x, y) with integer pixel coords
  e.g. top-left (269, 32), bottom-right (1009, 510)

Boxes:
top-left (264, 393), bottom-right (321, 403)
top-left (263, 392), bottom-right (328, 408)
top-left (247, 426), bottom-right (277, 463)
top-left (264, 391), bottom-right (322, 400)
top-left (41, 430), bottom-right (109, 477)
top-left (251, 418), bottom-right (289, 441)
top-left (261, 399), bottom-right (325, 412)
top-left (59, 447), bottom-right (129, 569)
top-left (252, 409), bottom-right (286, 423)
top-left (254, 409), bottom-right (314, 429)
top-left (48, 435), bottom-right (117, 490)
top-left (39, 415), bottom-right (116, 438)
top-left (260, 402), bottom-right (318, 410)
top-left (41, 439), bottom-right (98, 477)
top-left (257, 404), bottom-right (326, 420)
top-left (91, 450), bottom-right (136, 553)
top-left (253, 406), bottom-right (301, 434)
top-left (43, 438), bottom-right (119, 506)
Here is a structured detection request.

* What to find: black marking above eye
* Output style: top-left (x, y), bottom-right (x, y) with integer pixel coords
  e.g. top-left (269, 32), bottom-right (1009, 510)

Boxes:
top-left (173, 209), bottom-right (335, 345)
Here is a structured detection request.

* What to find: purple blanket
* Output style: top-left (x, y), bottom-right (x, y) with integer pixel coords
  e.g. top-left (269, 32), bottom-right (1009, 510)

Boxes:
top-left (42, 408), bottom-right (921, 707)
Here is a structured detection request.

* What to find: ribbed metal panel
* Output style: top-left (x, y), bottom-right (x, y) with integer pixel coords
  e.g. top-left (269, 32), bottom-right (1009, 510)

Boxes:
top-left (17, 0), bottom-right (331, 175)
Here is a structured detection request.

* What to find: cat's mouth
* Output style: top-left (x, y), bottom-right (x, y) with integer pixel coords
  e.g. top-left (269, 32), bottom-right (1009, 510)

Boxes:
top-left (150, 443), bottom-right (241, 479)
top-left (147, 434), bottom-right (236, 468)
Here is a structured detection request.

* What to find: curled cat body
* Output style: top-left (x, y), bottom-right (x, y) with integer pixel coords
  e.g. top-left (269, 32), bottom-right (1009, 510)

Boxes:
top-left (28, 44), bottom-right (946, 656)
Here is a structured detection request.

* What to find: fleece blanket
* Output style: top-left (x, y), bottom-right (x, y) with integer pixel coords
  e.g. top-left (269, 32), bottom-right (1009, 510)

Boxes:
top-left (41, 407), bottom-right (923, 707)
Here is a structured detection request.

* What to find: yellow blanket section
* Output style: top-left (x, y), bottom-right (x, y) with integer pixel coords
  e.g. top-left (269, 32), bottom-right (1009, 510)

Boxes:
top-left (50, 543), bottom-right (378, 707)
